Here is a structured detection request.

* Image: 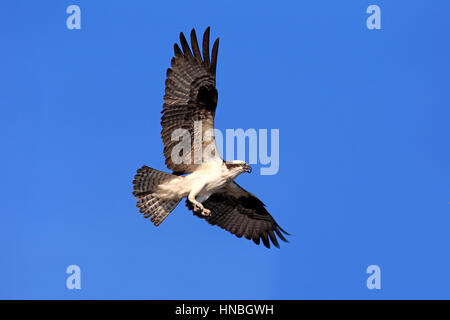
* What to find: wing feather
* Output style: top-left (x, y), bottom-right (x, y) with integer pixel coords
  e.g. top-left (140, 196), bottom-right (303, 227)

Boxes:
top-left (211, 38), bottom-right (219, 76)
top-left (179, 32), bottom-right (194, 59)
top-left (202, 27), bottom-right (210, 68)
top-left (190, 29), bottom-right (202, 62)
top-left (187, 181), bottom-right (289, 248)
top-left (161, 27), bottom-right (221, 174)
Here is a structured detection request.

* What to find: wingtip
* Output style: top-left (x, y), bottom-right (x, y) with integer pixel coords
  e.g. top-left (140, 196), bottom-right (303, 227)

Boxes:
top-left (173, 43), bottom-right (182, 56)
top-left (178, 32), bottom-right (185, 49)
top-left (203, 26), bottom-right (210, 39)
top-left (278, 225), bottom-right (291, 236)
top-left (274, 225), bottom-right (290, 244)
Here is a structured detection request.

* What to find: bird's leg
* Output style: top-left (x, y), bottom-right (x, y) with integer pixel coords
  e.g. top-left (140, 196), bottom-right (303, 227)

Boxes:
top-left (188, 192), bottom-right (211, 216)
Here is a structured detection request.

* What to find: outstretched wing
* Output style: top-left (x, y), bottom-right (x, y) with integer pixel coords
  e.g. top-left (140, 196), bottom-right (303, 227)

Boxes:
top-left (187, 181), bottom-right (290, 248)
top-left (161, 27), bottom-right (221, 175)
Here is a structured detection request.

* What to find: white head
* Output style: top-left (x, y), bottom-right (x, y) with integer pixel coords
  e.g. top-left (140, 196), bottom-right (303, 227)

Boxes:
top-left (224, 160), bottom-right (252, 178)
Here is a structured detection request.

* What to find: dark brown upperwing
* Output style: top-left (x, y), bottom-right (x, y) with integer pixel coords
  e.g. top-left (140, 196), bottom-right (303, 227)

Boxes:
top-left (161, 27), bottom-right (221, 175)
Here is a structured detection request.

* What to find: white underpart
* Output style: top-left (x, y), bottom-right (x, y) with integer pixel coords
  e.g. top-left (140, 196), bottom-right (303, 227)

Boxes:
top-left (155, 162), bottom-right (244, 214)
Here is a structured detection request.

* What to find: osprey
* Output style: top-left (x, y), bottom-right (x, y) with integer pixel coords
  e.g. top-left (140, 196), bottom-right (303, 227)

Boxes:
top-left (132, 27), bottom-right (289, 248)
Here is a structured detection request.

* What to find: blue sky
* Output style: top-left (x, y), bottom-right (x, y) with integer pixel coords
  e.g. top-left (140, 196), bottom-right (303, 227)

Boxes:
top-left (1, 1), bottom-right (449, 299)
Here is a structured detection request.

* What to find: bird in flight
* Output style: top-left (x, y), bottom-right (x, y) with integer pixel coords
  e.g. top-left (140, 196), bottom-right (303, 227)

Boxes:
top-left (132, 27), bottom-right (289, 248)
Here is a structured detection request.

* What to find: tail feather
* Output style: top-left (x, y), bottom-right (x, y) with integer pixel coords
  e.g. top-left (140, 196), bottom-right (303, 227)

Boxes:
top-left (132, 165), bottom-right (174, 196)
top-left (133, 166), bottom-right (181, 226)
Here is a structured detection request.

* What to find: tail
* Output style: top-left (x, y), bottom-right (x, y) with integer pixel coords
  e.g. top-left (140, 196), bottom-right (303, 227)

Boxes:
top-left (132, 165), bottom-right (181, 226)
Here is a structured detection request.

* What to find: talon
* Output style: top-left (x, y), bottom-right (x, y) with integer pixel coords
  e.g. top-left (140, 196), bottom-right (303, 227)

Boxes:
top-left (193, 203), bottom-right (204, 213)
top-left (202, 208), bottom-right (211, 216)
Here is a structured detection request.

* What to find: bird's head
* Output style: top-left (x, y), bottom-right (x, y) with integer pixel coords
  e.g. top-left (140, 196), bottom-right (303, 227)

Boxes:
top-left (225, 160), bottom-right (252, 177)
top-left (242, 162), bottom-right (252, 173)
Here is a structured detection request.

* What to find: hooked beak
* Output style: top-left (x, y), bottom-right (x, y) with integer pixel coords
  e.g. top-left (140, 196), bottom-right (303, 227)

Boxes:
top-left (245, 164), bottom-right (252, 173)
